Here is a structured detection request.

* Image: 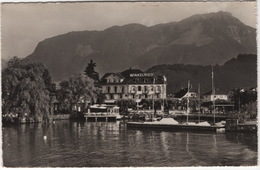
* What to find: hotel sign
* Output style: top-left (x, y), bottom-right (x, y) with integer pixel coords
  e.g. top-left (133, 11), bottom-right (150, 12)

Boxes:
top-left (129, 73), bottom-right (154, 77)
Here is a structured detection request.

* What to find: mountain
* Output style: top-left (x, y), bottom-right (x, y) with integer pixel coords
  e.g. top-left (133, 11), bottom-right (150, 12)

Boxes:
top-left (147, 54), bottom-right (257, 94)
top-left (26, 11), bottom-right (256, 81)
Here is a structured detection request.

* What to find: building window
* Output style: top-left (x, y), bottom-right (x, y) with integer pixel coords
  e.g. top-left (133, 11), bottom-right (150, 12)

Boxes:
top-left (111, 94), bottom-right (113, 99)
top-left (138, 86), bottom-right (141, 91)
top-left (122, 86), bottom-right (124, 93)
top-left (115, 86), bottom-right (117, 93)
top-left (107, 86), bottom-right (110, 93)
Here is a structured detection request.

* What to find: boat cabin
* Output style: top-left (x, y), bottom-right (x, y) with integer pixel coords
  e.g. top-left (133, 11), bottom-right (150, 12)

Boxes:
top-left (88, 105), bottom-right (120, 114)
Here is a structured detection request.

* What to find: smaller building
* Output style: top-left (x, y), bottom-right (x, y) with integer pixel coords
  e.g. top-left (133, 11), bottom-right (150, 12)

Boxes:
top-left (174, 88), bottom-right (198, 99)
top-left (203, 90), bottom-right (228, 102)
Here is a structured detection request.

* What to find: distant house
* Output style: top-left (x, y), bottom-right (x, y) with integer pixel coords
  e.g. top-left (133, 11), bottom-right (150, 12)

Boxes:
top-left (53, 81), bottom-right (61, 90)
top-left (99, 68), bottom-right (167, 103)
top-left (203, 90), bottom-right (228, 101)
top-left (174, 88), bottom-right (198, 99)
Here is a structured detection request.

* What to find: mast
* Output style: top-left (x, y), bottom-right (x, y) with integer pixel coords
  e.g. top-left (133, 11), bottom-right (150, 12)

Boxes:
top-left (152, 75), bottom-right (155, 118)
top-left (186, 80), bottom-right (190, 123)
top-left (198, 83), bottom-right (201, 123)
top-left (212, 66), bottom-right (215, 124)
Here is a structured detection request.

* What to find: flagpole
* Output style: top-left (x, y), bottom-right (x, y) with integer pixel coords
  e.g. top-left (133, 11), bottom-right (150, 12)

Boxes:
top-left (152, 75), bottom-right (155, 119)
top-left (212, 66), bottom-right (215, 124)
top-left (162, 76), bottom-right (165, 113)
top-left (198, 83), bottom-right (201, 123)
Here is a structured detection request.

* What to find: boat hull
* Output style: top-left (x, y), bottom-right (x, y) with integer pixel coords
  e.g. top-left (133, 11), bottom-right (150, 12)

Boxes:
top-left (127, 122), bottom-right (220, 132)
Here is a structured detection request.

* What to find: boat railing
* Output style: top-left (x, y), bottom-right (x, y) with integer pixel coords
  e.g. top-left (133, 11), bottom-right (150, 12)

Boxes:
top-left (85, 112), bottom-right (119, 116)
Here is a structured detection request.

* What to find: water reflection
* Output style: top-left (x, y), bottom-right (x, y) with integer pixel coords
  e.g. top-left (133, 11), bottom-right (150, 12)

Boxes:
top-left (2, 120), bottom-right (257, 167)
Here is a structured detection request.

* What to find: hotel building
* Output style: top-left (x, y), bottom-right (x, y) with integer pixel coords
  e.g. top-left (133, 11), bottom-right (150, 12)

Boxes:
top-left (99, 68), bottom-right (167, 103)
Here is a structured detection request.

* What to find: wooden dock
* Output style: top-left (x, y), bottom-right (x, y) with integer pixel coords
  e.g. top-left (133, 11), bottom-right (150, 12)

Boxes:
top-left (84, 113), bottom-right (121, 121)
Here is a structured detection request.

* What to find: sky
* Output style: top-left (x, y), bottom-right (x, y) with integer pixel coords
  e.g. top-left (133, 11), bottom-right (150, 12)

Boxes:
top-left (1, 1), bottom-right (257, 59)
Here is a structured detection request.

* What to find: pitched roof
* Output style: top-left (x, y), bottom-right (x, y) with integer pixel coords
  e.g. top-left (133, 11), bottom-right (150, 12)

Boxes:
top-left (100, 72), bottom-right (124, 80)
top-left (99, 68), bottom-right (166, 85)
top-left (123, 76), bottom-right (165, 84)
top-left (174, 87), bottom-right (198, 98)
top-left (174, 88), bottom-right (187, 98)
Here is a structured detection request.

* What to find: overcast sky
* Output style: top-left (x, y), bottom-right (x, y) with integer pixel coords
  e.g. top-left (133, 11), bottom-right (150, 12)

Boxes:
top-left (1, 1), bottom-right (257, 59)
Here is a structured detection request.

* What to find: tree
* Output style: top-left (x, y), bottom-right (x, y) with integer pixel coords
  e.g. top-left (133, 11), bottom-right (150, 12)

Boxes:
top-left (139, 98), bottom-right (168, 113)
top-left (116, 99), bottom-right (136, 116)
top-left (56, 73), bottom-right (100, 113)
top-left (228, 88), bottom-right (257, 122)
top-left (2, 57), bottom-right (52, 122)
top-left (84, 59), bottom-right (99, 81)
top-left (229, 88), bottom-right (257, 111)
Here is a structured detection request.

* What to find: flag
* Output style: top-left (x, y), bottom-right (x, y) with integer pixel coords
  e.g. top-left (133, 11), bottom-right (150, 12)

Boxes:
top-left (163, 76), bottom-right (167, 82)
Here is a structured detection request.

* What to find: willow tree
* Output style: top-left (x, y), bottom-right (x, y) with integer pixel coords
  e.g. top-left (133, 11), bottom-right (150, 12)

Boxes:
top-left (2, 57), bottom-right (52, 121)
top-left (56, 73), bottom-right (100, 112)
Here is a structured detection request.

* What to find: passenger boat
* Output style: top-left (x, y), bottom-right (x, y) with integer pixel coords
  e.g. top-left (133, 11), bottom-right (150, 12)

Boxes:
top-left (84, 104), bottom-right (122, 121)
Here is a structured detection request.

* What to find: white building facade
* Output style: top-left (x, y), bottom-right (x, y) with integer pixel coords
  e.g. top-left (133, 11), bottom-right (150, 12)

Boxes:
top-left (100, 69), bottom-right (167, 103)
top-left (203, 90), bottom-right (228, 101)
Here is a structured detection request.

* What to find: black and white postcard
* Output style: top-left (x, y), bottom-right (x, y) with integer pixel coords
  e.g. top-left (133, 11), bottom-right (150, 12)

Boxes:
top-left (1, 1), bottom-right (258, 167)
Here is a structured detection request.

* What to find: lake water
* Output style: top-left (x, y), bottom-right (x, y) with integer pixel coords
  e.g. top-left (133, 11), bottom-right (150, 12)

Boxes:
top-left (2, 120), bottom-right (258, 167)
